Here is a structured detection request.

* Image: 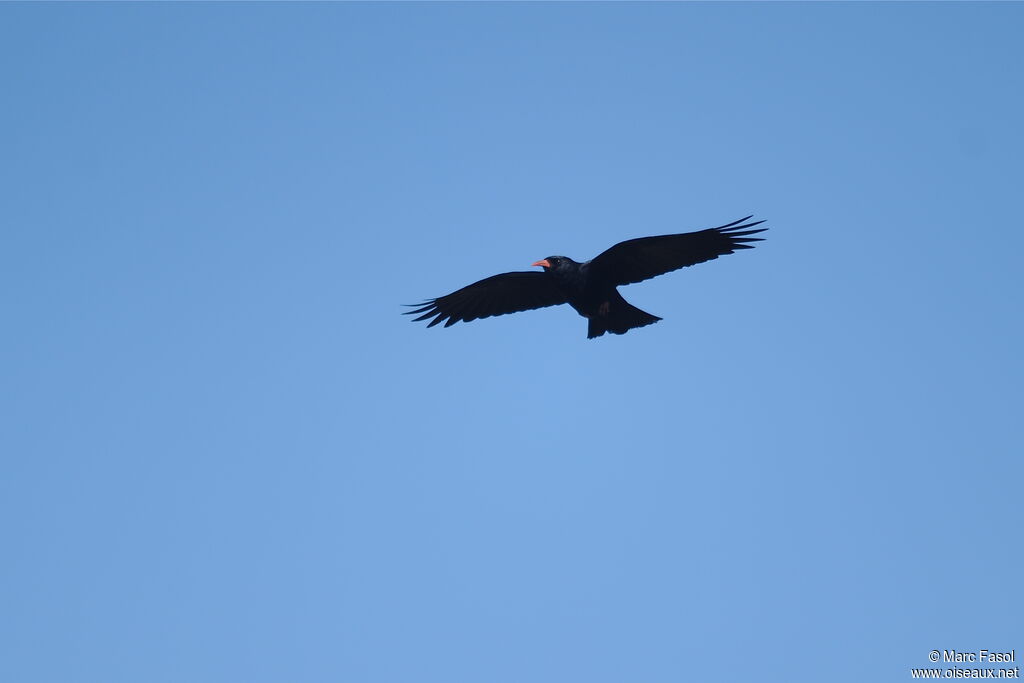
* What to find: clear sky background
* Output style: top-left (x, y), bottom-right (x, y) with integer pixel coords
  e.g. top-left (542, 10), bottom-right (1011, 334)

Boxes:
top-left (2, 4), bottom-right (1022, 682)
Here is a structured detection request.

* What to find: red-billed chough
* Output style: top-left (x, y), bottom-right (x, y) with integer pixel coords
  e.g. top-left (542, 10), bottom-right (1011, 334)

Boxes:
top-left (406, 216), bottom-right (766, 339)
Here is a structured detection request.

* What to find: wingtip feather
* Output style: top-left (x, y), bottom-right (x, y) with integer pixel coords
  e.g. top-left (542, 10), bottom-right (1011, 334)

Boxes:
top-left (404, 300), bottom-right (440, 315)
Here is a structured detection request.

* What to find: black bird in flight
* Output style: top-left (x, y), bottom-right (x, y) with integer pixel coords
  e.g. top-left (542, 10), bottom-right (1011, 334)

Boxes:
top-left (406, 216), bottom-right (766, 339)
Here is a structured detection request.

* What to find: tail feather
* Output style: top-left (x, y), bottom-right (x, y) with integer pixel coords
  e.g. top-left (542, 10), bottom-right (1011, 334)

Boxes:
top-left (587, 299), bottom-right (661, 339)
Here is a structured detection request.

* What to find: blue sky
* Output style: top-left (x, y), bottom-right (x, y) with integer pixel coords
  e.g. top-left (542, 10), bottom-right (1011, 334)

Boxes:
top-left (2, 4), bottom-right (1022, 682)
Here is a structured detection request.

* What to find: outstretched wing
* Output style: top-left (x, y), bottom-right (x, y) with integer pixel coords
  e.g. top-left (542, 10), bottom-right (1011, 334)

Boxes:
top-left (589, 216), bottom-right (767, 287)
top-left (405, 271), bottom-right (568, 328)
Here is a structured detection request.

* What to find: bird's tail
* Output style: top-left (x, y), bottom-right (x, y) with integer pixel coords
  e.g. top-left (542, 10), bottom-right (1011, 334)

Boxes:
top-left (587, 299), bottom-right (661, 339)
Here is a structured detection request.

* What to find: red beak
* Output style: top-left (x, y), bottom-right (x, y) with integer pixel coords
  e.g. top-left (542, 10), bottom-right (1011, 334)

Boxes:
top-left (532, 259), bottom-right (551, 268)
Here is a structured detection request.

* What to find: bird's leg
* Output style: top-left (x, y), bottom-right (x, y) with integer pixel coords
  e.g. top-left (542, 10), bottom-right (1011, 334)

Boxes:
top-left (598, 301), bottom-right (610, 316)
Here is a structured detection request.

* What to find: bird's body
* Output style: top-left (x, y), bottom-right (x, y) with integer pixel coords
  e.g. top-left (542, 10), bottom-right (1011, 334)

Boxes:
top-left (539, 258), bottom-right (663, 338)
top-left (406, 216), bottom-right (766, 339)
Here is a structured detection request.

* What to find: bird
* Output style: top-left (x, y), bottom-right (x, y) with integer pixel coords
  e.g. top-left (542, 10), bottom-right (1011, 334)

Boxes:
top-left (405, 215), bottom-right (766, 339)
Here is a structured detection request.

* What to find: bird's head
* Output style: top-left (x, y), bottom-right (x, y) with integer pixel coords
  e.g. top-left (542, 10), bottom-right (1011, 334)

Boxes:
top-left (531, 256), bottom-right (572, 272)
